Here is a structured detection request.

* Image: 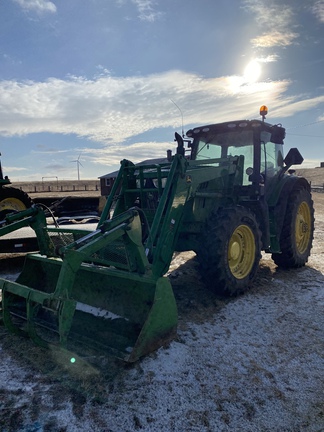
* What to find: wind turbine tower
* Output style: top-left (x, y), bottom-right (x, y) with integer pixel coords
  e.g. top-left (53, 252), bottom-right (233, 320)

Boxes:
top-left (71, 153), bottom-right (83, 181)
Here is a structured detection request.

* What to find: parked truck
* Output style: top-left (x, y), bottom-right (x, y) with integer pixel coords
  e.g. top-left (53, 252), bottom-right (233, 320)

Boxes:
top-left (0, 107), bottom-right (314, 362)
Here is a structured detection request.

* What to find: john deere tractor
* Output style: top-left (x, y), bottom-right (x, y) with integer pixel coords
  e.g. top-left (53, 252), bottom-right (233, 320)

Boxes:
top-left (0, 154), bottom-right (32, 220)
top-left (179, 107), bottom-right (314, 295)
top-left (0, 107), bottom-right (314, 361)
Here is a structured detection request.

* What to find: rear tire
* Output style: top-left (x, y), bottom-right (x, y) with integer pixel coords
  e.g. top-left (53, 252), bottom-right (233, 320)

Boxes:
top-left (272, 187), bottom-right (314, 268)
top-left (0, 187), bottom-right (33, 220)
top-left (197, 206), bottom-right (262, 296)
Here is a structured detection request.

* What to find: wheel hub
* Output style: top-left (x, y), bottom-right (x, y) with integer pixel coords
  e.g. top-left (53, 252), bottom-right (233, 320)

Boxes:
top-left (230, 241), bottom-right (240, 260)
top-left (228, 224), bottom-right (255, 279)
top-left (295, 201), bottom-right (311, 254)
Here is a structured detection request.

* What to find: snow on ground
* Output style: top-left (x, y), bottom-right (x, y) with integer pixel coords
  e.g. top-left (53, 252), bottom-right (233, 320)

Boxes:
top-left (0, 194), bottom-right (323, 432)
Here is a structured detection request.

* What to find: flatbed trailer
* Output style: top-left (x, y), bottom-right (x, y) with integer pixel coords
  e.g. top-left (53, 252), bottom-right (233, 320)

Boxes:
top-left (33, 196), bottom-right (101, 218)
top-left (0, 195), bottom-right (101, 253)
top-left (0, 226), bottom-right (39, 253)
top-left (0, 218), bottom-right (97, 253)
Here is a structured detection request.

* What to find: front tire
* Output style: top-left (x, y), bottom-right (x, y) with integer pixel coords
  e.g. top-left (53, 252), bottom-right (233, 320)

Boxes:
top-left (197, 206), bottom-right (262, 296)
top-left (0, 187), bottom-right (33, 220)
top-left (272, 187), bottom-right (314, 268)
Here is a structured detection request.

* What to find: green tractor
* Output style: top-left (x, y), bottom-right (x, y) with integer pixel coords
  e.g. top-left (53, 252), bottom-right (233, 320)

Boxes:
top-left (0, 107), bottom-right (314, 361)
top-left (180, 110), bottom-right (314, 295)
top-left (0, 154), bottom-right (32, 220)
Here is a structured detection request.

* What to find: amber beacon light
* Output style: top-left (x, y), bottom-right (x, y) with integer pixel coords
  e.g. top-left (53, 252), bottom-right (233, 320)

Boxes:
top-left (260, 105), bottom-right (268, 121)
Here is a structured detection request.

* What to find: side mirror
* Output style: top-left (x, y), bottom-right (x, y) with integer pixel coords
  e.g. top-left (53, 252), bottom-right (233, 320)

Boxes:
top-left (284, 148), bottom-right (304, 168)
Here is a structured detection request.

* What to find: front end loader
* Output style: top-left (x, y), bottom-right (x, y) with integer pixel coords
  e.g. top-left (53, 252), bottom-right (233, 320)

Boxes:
top-left (0, 107), bottom-right (314, 361)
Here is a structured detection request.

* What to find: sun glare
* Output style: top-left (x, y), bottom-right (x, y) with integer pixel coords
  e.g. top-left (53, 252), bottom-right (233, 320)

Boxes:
top-left (243, 60), bottom-right (261, 83)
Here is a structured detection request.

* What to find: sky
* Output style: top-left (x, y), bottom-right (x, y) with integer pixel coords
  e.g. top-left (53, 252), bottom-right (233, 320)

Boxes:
top-left (0, 0), bottom-right (324, 181)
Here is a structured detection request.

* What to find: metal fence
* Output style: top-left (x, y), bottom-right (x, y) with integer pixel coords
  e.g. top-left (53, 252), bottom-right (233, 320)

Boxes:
top-left (14, 180), bottom-right (100, 194)
top-left (310, 183), bottom-right (324, 193)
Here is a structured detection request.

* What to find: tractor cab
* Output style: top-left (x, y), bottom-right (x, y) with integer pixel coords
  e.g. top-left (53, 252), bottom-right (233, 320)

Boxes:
top-left (186, 118), bottom-right (286, 188)
top-left (183, 106), bottom-right (304, 193)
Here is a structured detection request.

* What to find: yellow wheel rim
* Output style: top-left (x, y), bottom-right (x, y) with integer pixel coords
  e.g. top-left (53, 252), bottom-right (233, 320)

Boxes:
top-left (295, 201), bottom-right (311, 254)
top-left (228, 224), bottom-right (255, 279)
top-left (0, 197), bottom-right (27, 213)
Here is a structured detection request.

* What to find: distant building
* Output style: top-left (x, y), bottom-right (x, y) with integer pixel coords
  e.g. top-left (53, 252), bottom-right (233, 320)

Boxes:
top-left (99, 157), bottom-right (168, 196)
top-left (99, 169), bottom-right (119, 196)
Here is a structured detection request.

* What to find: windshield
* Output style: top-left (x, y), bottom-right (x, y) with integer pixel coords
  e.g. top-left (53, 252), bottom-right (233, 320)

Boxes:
top-left (195, 130), bottom-right (254, 185)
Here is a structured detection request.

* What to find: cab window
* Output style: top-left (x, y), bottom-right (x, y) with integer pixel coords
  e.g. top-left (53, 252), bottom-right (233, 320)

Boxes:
top-left (196, 130), bottom-right (254, 185)
top-left (260, 133), bottom-right (284, 181)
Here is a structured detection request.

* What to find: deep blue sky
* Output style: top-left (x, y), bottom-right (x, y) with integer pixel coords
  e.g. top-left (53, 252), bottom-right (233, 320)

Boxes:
top-left (0, 0), bottom-right (324, 181)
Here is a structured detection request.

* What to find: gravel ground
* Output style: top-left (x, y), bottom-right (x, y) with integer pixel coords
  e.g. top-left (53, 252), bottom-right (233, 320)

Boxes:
top-left (0, 194), bottom-right (323, 432)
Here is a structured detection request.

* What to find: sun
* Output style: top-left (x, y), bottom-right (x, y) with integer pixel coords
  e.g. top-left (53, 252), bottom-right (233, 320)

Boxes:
top-left (243, 60), bottom-right (261, 83)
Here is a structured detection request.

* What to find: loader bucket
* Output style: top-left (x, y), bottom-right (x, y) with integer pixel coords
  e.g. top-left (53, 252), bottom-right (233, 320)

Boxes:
top-left (0, 253), bottom-right (177, 362)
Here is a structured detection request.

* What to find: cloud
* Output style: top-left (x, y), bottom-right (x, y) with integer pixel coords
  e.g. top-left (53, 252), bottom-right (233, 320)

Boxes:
top-left (85, 141), bottom-right (172, 169)
top-left (0, 71), bottom-right (280, 141)
top-left (0, 70), bottom-right (323, 154)
top-left (3, 70), bottom-right (323, 179)
top-left (257, 55), bottom-right (280, 63)
top-left (311, 1), bottom-right (324, 23)
top-left (243, 0), bottom-right (299, 47)
top-left (251, 31), bottom-right (299, 48)
top-left (269, 94), bottom-right (324, 121)
top-left (32, 147), bottom-right (70, 154)
top-left (243, 0), bottom-right (294, 28)
top-left (4, 166), bottom-right (28, 172)
top-left (12, 0), bottom-right (57, 14)
top-left (3, 53), bottom-right (23, 66)
top-left (131, 0), bottom-right (162, 22)
top-left (44, 162), bottom-right (67, 172)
